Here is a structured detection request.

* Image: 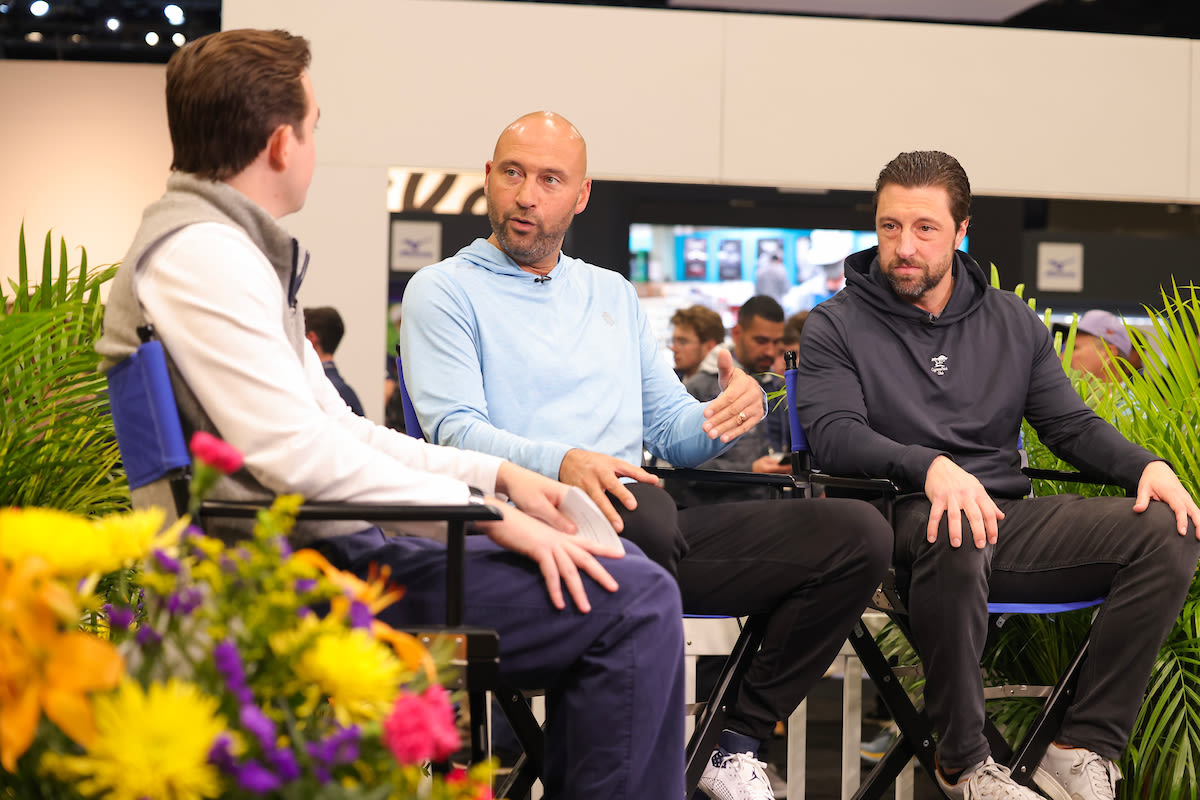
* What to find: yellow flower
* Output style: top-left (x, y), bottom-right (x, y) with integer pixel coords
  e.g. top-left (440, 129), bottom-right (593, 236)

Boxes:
top-left (289, 549), bottom-right (435, 679)
top-left (0, 557), bottom-right (123, 771)
top-left (296, 628), bottom-right (404, 726)
top-left (41, 679), bottom-right (225, 800)
top-left (0, 507), bottom-right (180, 578)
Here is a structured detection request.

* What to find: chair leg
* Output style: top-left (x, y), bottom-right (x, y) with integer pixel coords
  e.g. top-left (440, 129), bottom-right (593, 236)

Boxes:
top-left (1004, 637), bottom-right (1090, 786)
top-left (847, 617), bottom-right (945, 800)
top-left (493, 686), bottom-right (545, 800)
top-left (685, 616), bottom-right (769, 795)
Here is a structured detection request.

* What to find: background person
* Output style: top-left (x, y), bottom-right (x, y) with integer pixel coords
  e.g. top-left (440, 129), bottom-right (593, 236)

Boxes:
top-left (1058, 309), bottom-right (1142, 381)
top-left (668, 304), bottom-right (725, 381)
top-left (303, 305), bottom-right (365, 416)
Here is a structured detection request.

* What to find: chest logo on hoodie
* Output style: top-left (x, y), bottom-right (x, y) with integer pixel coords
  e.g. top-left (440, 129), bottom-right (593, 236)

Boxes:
top-left (602, 312), bottom-right (615, 326)
top-left (930, 354), bottom-right (949, 376)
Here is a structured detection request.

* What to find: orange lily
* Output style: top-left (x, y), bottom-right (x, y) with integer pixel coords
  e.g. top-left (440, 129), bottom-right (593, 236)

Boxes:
top-left (291, 549), bottom-right (434, 681)
top-left (0, 557), bottom-right (124, 772)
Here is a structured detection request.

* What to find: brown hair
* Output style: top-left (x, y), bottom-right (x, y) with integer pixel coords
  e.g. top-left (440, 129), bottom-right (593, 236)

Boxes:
top-left (670, 305), bottom-right (725, 344)
top-left (874, 151), bottom-right (972, 228)
top-left (783, 311), bottom-right (809, 346)
top-left (166, 28), bottom-right (311, 181)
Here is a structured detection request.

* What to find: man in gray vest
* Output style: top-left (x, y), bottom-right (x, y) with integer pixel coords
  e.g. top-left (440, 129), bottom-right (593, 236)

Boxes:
top-left (96, 28), bottom-right (687, 799)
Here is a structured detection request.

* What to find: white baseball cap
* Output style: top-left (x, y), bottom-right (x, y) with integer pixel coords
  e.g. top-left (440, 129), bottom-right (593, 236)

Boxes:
top-left (1076, 310), bottom-right (1131, 357)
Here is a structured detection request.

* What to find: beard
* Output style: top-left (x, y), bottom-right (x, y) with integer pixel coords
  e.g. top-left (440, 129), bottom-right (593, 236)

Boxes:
top-left (487, 200), bottom-right (573, 268)
top-left (882, 254), bottom-right (953, 300)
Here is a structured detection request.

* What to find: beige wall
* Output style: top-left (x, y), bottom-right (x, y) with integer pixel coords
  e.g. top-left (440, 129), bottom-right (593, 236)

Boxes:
top-left (5, 0), bottom-right (1199, 420)
top-left (0, 61), bottom-right (170, 287)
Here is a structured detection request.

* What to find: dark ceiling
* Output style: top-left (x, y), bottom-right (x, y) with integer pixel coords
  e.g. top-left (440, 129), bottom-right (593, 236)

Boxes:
top-left (0, 0), bottom-right (1195, 63)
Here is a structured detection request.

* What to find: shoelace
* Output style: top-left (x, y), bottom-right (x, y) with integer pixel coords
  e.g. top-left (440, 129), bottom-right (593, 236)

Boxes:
top-left (966, 760), bottom-right (1037, 800)
top-left (1069, 750), bottom-right (1121, 799)
top-left (719, 751), bottom-right (774, 800)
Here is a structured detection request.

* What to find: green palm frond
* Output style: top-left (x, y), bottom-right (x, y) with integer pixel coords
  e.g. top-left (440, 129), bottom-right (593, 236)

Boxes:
top-left (0, 224), bottom-right (125, 516)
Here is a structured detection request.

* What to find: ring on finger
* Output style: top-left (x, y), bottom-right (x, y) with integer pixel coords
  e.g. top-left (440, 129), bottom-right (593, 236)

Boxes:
top-left (736, 411), bottom-right (747, 425)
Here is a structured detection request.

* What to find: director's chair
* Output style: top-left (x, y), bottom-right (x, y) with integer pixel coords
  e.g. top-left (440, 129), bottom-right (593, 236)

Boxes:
top-left (780, 349), bottom-right (1107, 799)
top-left (107, 329), bottom-right (542, 799)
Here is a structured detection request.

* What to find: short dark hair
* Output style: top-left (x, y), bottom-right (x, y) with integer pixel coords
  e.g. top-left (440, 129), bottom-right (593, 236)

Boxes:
top-left (166, 29), bottom-right (311, 181)
top-left (783, 311), bottom-right (809, 346)
top-left (874, 151), bottom-right (972, 229)
top-left (737, 295), bottom-right (785, 328)
top-left (304, 306), bottom-right (345, 354)
top-left (670, 305), bottom-right (725, 344)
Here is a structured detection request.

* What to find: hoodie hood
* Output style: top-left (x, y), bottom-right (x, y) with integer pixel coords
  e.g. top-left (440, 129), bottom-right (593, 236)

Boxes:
top-left (843, 246), bottom-right (988, 327)
top-left (455, 237), bottom-right (568, 283)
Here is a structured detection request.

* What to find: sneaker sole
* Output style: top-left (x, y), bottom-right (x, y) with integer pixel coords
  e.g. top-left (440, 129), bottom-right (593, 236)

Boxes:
top-left (1032, 766), bottom-right (1073, 800)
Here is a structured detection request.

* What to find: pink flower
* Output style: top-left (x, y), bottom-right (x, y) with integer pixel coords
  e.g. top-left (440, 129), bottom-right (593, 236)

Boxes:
top-left (189, 431), bottom-right (244, 475)
top-left (383, 685), bottom-right (460, 765)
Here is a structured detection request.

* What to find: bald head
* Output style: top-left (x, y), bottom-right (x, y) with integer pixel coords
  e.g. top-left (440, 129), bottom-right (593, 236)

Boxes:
top-left (485, 110), bottom-right (592, 274)
top-left (494, 111), bottom-right (588, 176)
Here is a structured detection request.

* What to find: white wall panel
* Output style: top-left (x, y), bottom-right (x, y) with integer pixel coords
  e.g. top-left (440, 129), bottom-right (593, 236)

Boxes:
top-left (722, 15), bottom-right (1193, 201)
top-left (226, 0), bottom-right (725, 182)
top-left (1190, 42), bottom-right (1200, 202)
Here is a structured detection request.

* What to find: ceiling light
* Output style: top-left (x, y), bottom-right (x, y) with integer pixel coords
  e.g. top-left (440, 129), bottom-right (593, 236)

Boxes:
top-left (145, 31), bottom-right (159, 46)
top-left (164, 4), bottom-right (184, 25)
top-left (29, 0), bottom-right (49, 17)
top-left (106, 16), bottom-right (119, 31)
top-left (172, 32), bottom-right (185, 47)
top-left (25, 30), bottom-right (43, 41)
top-left (0, 5), bottom-right (10, 13)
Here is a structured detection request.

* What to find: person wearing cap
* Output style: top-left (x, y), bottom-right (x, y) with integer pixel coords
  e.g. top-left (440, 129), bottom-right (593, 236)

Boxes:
top-left (1067, 309), bottom-right (1142, 381)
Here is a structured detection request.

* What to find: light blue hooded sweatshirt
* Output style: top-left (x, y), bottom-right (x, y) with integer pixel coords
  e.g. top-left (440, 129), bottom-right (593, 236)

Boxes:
top-left (400, 238), bottom-right (733, 479)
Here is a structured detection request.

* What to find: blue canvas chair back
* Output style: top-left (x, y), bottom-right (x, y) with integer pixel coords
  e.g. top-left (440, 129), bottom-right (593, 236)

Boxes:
top-left (106, 337), bottom-right (191, 491)
top-left (395, 349), bottom-right (423, 439)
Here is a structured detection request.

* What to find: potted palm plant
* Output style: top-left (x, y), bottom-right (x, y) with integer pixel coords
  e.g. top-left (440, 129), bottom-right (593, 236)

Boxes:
top-left (0, 224), bottom-right (125, 516)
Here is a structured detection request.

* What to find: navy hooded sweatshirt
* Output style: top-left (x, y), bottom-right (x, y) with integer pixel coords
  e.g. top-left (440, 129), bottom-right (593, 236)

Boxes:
top-left (794, 246), bottom-right (1158, 497)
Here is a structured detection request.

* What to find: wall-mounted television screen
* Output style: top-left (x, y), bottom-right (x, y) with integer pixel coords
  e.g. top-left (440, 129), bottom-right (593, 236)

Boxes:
top-left (629, 222), bottom-right (969, 365)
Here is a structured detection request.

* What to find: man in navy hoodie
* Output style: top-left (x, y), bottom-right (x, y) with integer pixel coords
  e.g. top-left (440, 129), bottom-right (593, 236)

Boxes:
top-left (796, 150), bottom-right (1200, 800)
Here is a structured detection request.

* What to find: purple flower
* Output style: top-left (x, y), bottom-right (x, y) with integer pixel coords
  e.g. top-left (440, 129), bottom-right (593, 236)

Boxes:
top-left (208, 733), bottom-right (237, 773)
top-left (167, 587), bottom-right (204, 615)
top-left (294, 578), bottom-right (317, 594)
top-left (104, 603), bottom-right (135, 631)
top-left (152, 549), bottom-right (182, 574)
top-left (275, 537), bottom-right (292, 558)
top-left (239, 704), bottom-right (277, 751)
top-left (267, 747), bottom-right (300, 782)
top-left (349, 600), bottom-right (373, 630)
top-left (234, 760), bottom-right (281, 795)
top-left (135, 626), bottom-right (162, 647)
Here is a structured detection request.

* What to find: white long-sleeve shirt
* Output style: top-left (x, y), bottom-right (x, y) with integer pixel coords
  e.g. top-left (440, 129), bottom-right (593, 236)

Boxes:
top-left (136, 222), bottom-right (502, 508)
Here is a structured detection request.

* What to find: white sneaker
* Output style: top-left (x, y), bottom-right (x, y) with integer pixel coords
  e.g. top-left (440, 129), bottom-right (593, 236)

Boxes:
top-left (698, 749), bottom-right (775, 800)
top-left (935, 756), bottom-right (1043, 800)
top-left (1034, 744), bottom-right (1121, 800)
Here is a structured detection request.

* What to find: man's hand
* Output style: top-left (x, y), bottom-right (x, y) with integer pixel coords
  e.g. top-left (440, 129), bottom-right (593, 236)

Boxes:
top-left (494, 461), bottom-right (575, 533)
top-left (751, 454), bottom-right (792, 474)
top-left (702, 349), bottom-right (765, 443)
top-left (477, 500), bottom-right (622, 613)
top-left (1134, 460), bottom-right (1200, 537)
top-left (924, 455), bottom-right (1005, 549)
top-left (558, 448), bottom-right (659, 533)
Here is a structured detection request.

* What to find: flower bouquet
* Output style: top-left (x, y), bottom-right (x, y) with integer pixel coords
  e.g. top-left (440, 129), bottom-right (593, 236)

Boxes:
top-left (0, 433), bottom-right (492, 800)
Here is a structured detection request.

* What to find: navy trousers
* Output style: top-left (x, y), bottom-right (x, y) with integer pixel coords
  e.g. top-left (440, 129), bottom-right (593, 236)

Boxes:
top-left (313, 529), bottom-right (686, 800)
top-left (892, 494), bottom-right (1200, 771)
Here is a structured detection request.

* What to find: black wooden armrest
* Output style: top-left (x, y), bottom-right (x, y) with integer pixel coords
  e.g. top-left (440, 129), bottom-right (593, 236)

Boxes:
top-left (199, 499), bottom-right (503, 523)
top-left (808, 471), bottom-right (900, 495)
top-left (199, 499), bottom-right (503, 627)
top-left (645, 465), bottom-right (796, 489)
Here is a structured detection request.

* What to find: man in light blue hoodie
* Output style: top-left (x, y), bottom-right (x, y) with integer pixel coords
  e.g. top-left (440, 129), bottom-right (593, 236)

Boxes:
top-left (401, 111), bottom-right (893, 800)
